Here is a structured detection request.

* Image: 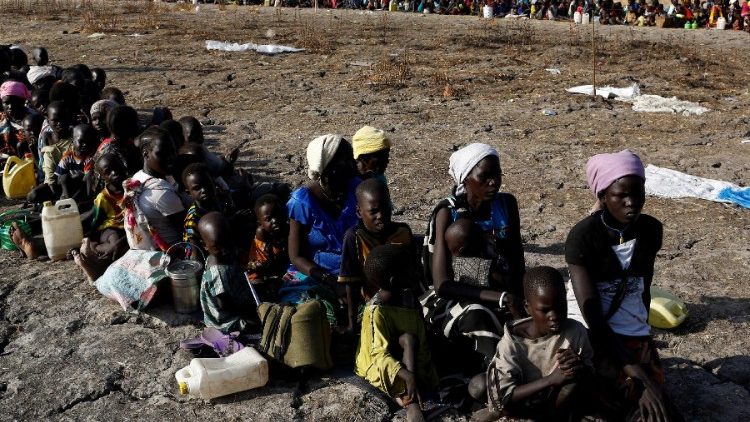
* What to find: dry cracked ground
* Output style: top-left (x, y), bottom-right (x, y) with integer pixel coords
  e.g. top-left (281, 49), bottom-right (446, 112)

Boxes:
top-left (0, 2), bottom-right (749, 420)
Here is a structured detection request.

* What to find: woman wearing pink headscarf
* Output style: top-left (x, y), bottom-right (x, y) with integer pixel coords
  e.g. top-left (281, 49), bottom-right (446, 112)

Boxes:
top-left (0, 80), bottom-right (34, 158)
top-left (565, 150), bottom-right (678, 421)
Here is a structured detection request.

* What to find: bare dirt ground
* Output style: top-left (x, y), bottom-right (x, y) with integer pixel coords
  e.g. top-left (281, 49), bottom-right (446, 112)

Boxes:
top-left (0, 1), bottom-right (749, 420)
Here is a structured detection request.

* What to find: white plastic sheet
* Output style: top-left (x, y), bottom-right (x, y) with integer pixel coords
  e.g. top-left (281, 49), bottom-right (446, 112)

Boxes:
top-left (205, 40), bottom-right (304, 55)
top-left (645, 164), bottom-right (750, 209)
top-left (566, 84), bottom-right (710, 116)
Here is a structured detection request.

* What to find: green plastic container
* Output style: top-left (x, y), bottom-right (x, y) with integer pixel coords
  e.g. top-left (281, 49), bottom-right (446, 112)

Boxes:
top-left (0, 209), bottom-right (33, 251)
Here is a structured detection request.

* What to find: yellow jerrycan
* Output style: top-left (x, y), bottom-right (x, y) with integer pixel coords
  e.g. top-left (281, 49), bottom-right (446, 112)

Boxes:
top-left (3, 155), bottom-right (36, 199)
top-left (648, 286), bottom-right (688, 329)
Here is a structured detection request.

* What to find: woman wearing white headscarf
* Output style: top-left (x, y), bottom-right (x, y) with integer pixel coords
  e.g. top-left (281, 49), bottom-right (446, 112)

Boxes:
top-left (281, 134), bottom-right (359, 313)
top-left (421, 143), bottom-right (525, 400)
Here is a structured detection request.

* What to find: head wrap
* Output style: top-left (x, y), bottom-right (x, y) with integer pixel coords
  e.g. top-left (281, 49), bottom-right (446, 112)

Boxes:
top-left (585, 149), bottom-right (645, 198)
top-left (90, 99), bottom-right (116, 118)
top-left (0, 81), bottom-right (30, 100)
top-left (352, 125), bottom-right (391, 159)
top-left (306, 134), bottom-right (343, 180)
top-left (448, 143), bottom-right (500, 196)
top-left (26, 65), bottom-right (56, 85)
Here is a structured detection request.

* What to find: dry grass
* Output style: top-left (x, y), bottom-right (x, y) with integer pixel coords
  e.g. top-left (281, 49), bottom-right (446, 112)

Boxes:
top-left (368, 52), bottom-right (412, 88)
top-left (80, 3), bottom-right (120, 34)
top-left (0, 0), bottom-right (80, 17)
top-left (295, 17), bottom-right (331, 53)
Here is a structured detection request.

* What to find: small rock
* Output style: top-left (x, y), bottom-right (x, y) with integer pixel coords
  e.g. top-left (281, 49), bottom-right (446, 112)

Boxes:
top-left (62, 30), bottom-right (68, 34)
top-left (179, 84), bottom-right (186, 89)
top-left (319, 70), bottom-right (326, 77)
top-left (226, 73), bottom-right (234, 81)
top-left (483, 124), bottom-right (493, 132)
top-left (711, 162), bottom-right (721, 168)
top-left (547, 225), bottom-right (556, 232)
top-left (166, 79), bottom-right (174, 85)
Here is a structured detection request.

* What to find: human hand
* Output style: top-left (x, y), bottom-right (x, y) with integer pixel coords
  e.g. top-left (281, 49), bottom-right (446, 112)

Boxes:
top-left (399, 369), bottom-right (421, 406)
top-left (555, 348), bottom-right (583, 378)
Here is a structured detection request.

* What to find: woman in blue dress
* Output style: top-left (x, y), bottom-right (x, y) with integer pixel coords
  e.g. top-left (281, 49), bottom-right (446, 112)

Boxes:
top-left (280, 134), bottom-right (359, 325)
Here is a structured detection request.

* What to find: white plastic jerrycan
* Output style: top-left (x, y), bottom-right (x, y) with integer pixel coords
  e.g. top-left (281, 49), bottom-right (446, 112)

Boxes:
top-left (574, 11), bottom-right (582, 24)
top-left (175, 347), bottom-right (268, 400)
top-left (41, 198), bottom-right (83, 261)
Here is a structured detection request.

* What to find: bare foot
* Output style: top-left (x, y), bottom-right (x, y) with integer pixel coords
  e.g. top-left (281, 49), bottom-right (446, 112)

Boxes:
top-left (10, 222), bottom-right (39, 259)
top-left (405, 403), bottom-right (425, 422)
top-left (73, 238), bottom-right (109, 283)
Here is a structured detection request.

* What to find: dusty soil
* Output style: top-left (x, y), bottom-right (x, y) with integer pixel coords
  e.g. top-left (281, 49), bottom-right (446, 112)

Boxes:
top-left (1, 2), bottom-right (749, 420)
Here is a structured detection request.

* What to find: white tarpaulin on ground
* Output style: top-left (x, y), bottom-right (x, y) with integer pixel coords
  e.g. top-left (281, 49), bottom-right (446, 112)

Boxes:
top-left (566, 84), bottom-right (710, 116)
top-left (566, 83), bottom-right (640, 99)
top-left (645, 164), bottom-right (750, 209)
top-left (205, 40), bottom-right (304, 55)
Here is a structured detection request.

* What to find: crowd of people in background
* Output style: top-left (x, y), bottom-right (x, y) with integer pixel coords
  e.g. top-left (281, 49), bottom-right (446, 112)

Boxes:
top-left (188, 0), bottom-right (750, 30)
top-left (0, 42), bottom-right (683, 422)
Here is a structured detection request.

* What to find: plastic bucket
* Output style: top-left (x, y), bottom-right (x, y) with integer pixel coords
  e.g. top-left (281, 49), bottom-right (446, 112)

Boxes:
top-left (168, 260), bottom-right (203, 314)
top-left (483, 5), bottom-right (493, 18)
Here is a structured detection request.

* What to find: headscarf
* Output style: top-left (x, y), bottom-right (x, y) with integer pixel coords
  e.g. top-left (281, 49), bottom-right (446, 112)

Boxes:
top-left (90, 99), bottom-right (116, 117)
top-left (448, 143), bottom-right (500, 196)
top-left (352, 125), bottom-right (390, 159)
top-left (0, 81), bottom-right (30, 100)
top-left (26, 65), bottom-right (56, 85)
top-left (306, 134), bottom-right (343, 180)
top-left (585, 149), bottom-right (645, 199)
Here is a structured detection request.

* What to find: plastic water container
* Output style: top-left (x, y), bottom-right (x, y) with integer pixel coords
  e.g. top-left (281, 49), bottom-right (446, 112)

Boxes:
top-left (3, 155), bottom-right (36, 199)
top-left (574, 11), bottom-right (582, 24)
top-left (648, 286), bottom-right (688, 329)
top-left (175, 347), bottom-right (269, 400)
top-left (717, 17), bottom-right (726, 30)
top-left (483, 5), bottom-right (493, 18)
top-left (41, 198), bottom-right (83, 261)
top-left (582, 12), bottom-right (590, 24)
top-left (389, 0), bottom-right (398, 11)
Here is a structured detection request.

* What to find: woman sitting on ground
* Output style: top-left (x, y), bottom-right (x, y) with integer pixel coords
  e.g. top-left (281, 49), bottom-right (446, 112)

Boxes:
top-left (76, 127), bottom-right (185, 282)
top-left (421, 143), bottom-right (525, 402)
top-left (566, 150), bottom-right (678, 422)
top-left (282, 134), bottom-right (359, 327)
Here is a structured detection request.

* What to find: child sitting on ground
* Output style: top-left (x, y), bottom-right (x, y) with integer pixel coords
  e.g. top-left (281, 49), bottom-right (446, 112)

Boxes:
top-left (356, 244), bottom-right (439, 422)
top-left (183, 163), bottom-right (224, 259)
top-left (101, 86), bottom-right (125, 105)
top-left (246, 194), bottom-right (289, 283)
top-left (20, 113), bottom-right (43, 160)
top-left (27, 101), bottom-right (74, 204)
top-left (179, 116), bottom-right (238, 181)
top-left (73, 152), bottom-right (129, 281)
top-left (481, 266), bottom-right (593, 421)
top-left (352, 125), bottom-right (391, 184)
top-left (89, 99), bottom-right (116, 142)
top-left (55, 123), bottom-right (98, 204)
top-left (338, 178), bottom-right (415, 332)
top-left (199, 211), bottom-right (257, 334)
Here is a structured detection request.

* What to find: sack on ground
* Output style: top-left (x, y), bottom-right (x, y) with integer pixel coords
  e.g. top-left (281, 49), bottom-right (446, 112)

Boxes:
top-left (95, 249), bottom-right (167, 311)
top-left (257, 300), bottom-right (333, 370)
